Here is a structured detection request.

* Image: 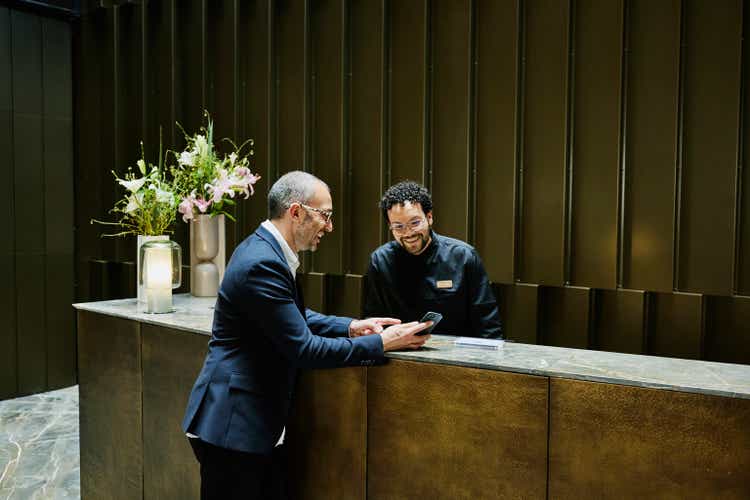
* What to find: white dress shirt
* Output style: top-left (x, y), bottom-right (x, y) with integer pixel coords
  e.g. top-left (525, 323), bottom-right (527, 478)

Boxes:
top-left (261, 219), bottom-right (299, 279)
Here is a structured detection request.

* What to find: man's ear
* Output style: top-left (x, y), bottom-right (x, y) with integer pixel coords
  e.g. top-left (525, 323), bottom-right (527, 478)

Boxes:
top-left (426, 211), bottom-right (433, 226)
top-left (289, 203), bottom-right (302, 222)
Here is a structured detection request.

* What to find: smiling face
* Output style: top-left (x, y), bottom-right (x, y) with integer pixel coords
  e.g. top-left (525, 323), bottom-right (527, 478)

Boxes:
top-left (292, 182), bottom-right (333, 252)
top-left (387, 201), bottom-right (433, 255)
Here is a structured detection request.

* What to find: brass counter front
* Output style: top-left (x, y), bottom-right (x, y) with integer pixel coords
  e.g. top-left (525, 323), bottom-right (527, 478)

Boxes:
top-left (367, 360), bottom-right (548, 499)
top-left (549, 378), bottom-right (750, 499)
top-left (75, 307), bottom-right (750, 499)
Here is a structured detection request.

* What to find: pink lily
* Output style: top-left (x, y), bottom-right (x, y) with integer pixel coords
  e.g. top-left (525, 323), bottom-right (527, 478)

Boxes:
top-left (194, 197), bottom-right (212, 213)
top-left (178, 196), bottom-right (195, 222)
top-left (231, 167), bottom-right (261, 198)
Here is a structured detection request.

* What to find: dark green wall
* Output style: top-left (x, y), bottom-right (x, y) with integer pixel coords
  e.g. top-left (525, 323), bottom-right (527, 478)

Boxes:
top-left (0, 6), bottom-right (76, 400)
top-left (74, 0), bottom-right (750, 365)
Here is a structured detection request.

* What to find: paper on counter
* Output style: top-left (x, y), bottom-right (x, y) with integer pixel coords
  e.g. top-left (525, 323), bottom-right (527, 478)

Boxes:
top-left (453, 337), bottom-right (505, 350)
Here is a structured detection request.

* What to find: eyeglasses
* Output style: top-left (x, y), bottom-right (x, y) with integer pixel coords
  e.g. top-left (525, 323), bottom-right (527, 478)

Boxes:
top-left (299, 203), bottom-right (334, 223)
top-left (389, 218), bottom-right (425, 234)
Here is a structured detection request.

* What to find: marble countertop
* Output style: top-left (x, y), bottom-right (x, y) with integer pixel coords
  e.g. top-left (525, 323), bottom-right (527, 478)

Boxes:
top-left (74, 294), bottom-right (750, 400)
top-left (74, 294), bottom-right (217, 335)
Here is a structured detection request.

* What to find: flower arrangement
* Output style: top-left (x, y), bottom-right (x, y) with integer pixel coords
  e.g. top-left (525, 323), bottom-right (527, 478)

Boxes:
top-left (91, 142), bottom-right (178, 237)
top-left (171, 111), bottom-right (260, 222)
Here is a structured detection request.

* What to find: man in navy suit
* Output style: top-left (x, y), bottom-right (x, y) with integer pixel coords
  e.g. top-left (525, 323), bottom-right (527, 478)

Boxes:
top-left (183, 171), bottom-right (431, 499)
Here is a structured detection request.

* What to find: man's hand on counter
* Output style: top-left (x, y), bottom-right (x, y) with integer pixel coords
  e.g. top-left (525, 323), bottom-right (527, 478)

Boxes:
top-left (349, 317), bottom-right (401, 337)
top-left (380, 321), bottom-right (432, 351)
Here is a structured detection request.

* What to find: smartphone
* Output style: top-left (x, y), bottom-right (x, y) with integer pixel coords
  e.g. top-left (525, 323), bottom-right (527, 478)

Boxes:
top-left (417, 311), bottom-right (443, 336)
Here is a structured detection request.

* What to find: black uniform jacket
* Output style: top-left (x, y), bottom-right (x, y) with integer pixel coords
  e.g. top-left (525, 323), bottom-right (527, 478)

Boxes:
top-left (364, 230), bottom-right (503, 339)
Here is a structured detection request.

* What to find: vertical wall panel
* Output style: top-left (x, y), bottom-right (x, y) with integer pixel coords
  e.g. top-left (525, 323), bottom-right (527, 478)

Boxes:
top-left (311, 0), bottom-right (344, 274)
top-left (622, 0), bottom-right (680, 293)
top-left (593, 289), bottom-right (645, 354)
top-left (207, 0), bottom-right (241, 251)
top-left (97, 9), bottom-right (118, 262)
top-left (12, 10), bottom-right (47, 395)
top-left (520, 0), bottom-right (569, 285)
top-left (679, 0), bottom-right (742, 295)
top-left (144, 0), bottom-right (190, 264)
top-left (649, 291), bottom-right (703, 360)
top-left (14, 254), bottom-right (46, 395)
top-left (173, 0), bottom-right (207, 269)
top-left (389, 0), bottom-right (427, 184)
top-left (739, 0), bottom-right (750, 296)
top-left (114, 4), bottom-right (143, 177)
top-left (349, 0), bottom-right (385, 274)
top-left (275, 0), bottom-right (306, 175)
top-left (114, 4), bottom-right (144, 264)
top-left (239, 0), bottom-right (271, 236)
top-left (0, 6), bottom-right (17, 399)
top-left (2, 6), bottom-right (75, 399)
top-left (569, 0), bottom-right (623, 289)
top-left (499, 283), bottom-right (539, 344)
top-left (175, 0), bottom-right (206, 138)
top-left (474, 0), bottom-right (518, 284)
top-left (144, 0), bottom-right (176, 155)
top-left (76, 9), bottom-right (110, 299)
top-left (43, 17), bottom-right (76, 389)
top-left (539, 286), bottom-right (591, 349)
top-left (704, 296), bottom-right (750, 365)
top-left (206, 0), bottom-right (239, 143)
top-left (430, 0), bottom-right (471, 241)
top-left (300, 272), bottom-right (326, 311)
top-left (326, 274), bottom-right (364, 317)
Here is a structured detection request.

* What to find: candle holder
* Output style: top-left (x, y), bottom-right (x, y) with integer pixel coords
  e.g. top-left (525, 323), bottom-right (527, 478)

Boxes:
top-left (139, 240), bottom-right (182, 313)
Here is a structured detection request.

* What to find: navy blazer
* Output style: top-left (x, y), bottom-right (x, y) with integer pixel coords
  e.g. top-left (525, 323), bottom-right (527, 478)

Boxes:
top-left (182, 224), bottom-right (384, 454)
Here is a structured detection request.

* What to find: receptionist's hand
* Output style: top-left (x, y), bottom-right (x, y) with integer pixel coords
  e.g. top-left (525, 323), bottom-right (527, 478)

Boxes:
top-left (349, 317), bottom-right (401, 337)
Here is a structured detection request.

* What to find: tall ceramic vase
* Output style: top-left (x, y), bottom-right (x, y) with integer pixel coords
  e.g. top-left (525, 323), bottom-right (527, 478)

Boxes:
top-left (137, 234), bottom-right (169, 304)
top-left (190, 214), bottom-right (226, 296)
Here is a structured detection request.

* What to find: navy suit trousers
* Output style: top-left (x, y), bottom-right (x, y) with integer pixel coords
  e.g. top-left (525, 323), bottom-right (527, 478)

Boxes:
top-left (189, 438), bottom-right (288, 500)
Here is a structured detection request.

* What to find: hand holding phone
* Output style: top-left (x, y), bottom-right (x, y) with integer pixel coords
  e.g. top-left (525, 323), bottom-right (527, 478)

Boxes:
top-left (417, 311), bottom-right (443, 336)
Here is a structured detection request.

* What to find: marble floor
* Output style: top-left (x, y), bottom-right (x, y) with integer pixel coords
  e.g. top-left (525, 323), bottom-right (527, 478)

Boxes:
top-left (0, 386), bottom-right (79, 500)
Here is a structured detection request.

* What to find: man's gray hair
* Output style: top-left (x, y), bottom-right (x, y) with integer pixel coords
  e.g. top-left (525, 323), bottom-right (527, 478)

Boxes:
top-left (268, 170), bottom-right (328, 219)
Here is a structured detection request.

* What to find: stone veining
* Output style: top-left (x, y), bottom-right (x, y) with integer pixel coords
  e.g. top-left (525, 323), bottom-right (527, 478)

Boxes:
top-left (0, 386), bottom-right (79, 500)
top-left (74, 295), bottom-right (750, 400)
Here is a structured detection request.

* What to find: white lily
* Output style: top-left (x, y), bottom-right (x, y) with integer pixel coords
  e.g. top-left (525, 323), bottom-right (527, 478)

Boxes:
top-left (118, 177), bottom-right (147, 193)
top-left (149, 184), bottom-right (174, 205)
top-left (178, 151), bottom-right (195, 167)
top-left (194, 134), bottom-right (209, 157)
top-left (124, 192), bottom-right (144, 213)
top-left (137, 159), bottom-right (147, 174)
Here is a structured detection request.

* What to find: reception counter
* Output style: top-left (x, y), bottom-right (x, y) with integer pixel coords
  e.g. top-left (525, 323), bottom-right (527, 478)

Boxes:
top-left (74, 295), bottom-right (750, 499)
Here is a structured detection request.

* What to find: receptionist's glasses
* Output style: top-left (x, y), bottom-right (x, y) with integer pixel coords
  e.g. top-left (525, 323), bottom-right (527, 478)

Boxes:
top-left (389, 218), bottom-right (426, 234)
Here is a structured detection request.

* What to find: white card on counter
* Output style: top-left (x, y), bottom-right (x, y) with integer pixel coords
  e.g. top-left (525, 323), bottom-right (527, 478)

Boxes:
top-left (453, 337), bottom-right (505, 350)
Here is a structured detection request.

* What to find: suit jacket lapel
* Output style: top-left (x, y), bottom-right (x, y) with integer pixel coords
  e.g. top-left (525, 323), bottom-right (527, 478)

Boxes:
top-left (255, 225), bottom-right (288, 265)
top-left (295, 279), bottom-right (306, 316)
top-left (255, 224), bottom-right (305, 315)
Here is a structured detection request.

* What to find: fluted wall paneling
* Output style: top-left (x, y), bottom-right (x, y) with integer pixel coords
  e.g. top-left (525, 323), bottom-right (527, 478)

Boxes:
top-left (75, 0), bottom-right (750, 366)
top-left (621, 0), bottom-right (680, 293)
top-left (0, 6), bottom-right (17, 399)
top-left (2, 6), bottom-right (75, 400)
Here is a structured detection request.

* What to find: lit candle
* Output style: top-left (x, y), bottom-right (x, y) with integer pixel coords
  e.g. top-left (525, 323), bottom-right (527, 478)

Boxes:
top-left (144, 245), bottom-right (173, 313)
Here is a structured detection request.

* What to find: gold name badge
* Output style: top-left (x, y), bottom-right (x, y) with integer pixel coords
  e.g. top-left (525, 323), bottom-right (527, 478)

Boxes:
top-left (436, 280), bottom-right (453, 289)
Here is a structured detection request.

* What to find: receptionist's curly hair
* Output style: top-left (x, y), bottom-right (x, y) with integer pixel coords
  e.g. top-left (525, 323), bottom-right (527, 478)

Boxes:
top-left (379, 181), bottom-right (433, 221)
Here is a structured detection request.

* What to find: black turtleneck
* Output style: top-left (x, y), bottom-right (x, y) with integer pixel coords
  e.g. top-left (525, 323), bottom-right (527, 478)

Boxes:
top-left (364, 231), bottom-right (503, 339)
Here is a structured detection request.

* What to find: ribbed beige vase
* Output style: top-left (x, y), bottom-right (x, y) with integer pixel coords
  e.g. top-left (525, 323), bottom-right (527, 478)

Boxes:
top-left (189, 214), bottom-right (226, 296)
